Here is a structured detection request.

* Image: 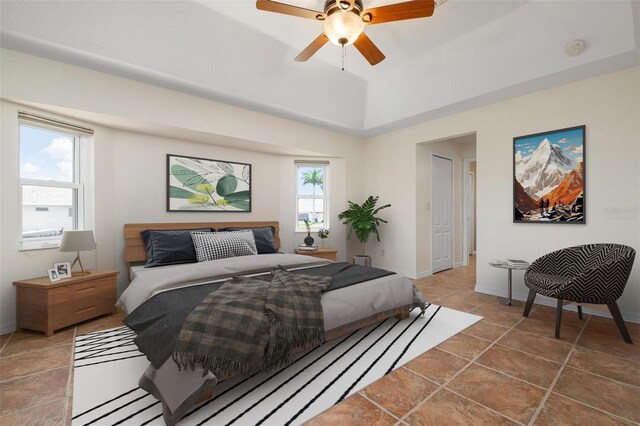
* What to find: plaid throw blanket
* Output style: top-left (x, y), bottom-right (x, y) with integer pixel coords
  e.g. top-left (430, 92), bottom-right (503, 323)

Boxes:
top-left (172, 267), bottom-right (331, 377)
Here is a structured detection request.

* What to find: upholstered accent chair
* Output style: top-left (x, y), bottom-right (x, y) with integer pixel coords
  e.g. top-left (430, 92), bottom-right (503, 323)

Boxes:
top-left (523, 244), bottom-right (636, 344)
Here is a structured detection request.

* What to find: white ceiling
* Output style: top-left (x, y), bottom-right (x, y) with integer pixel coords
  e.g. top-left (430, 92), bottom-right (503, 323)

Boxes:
top-left (1, 0), bottom-right (639, 136)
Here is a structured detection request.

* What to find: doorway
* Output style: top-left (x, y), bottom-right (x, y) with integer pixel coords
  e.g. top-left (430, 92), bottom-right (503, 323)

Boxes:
top-left (464, 158), bottom-right (477, 261)
top-left (432, 154), bottom-right (453, 273)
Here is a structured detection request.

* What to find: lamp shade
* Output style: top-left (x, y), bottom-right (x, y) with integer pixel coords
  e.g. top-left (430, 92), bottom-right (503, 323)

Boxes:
top-left (59, 230), bottom-right (96, 252)
top-left (323, 11), bottom-right (364, 46)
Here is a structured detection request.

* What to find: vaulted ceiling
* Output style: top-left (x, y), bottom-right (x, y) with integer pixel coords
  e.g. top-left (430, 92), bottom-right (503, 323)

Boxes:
top-left (1, 1), bottom-right (639, 136)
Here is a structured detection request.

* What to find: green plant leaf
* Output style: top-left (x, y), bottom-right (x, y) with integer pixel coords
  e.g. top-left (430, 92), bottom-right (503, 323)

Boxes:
top-left (171, 165), bottom-right (210, 191)
top-left (216, 175), bottom-right (238, 197)
top-left (338, 195), bottom-right (391, 253)
top-left (169, 185), bottom-right (195, 199)
top-left (224, 190), bottom-right (250, 201)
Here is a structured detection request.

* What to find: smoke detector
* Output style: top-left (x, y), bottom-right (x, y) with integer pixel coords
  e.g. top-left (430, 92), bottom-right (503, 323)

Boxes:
top-left (565, 40), bottom-right (586, 56)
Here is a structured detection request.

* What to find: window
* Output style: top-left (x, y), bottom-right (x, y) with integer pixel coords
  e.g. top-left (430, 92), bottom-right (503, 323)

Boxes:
top-left (18, 113), bottom-right (92, 250)
top-left (295, 162), bottom-right (328, 232)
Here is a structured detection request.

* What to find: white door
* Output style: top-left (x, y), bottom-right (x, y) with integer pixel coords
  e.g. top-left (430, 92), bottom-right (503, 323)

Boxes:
top-left (432, 155), bottom-right (453, 273)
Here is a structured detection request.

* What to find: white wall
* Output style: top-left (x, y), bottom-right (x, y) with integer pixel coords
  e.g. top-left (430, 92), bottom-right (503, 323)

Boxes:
top-left (363, 67), bottom-right (640, 321)
top-left (0, 49), bottom-right (364, 334)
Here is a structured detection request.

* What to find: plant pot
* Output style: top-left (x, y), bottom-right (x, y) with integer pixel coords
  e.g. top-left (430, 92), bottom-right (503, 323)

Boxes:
top-left (353, 255), bottom-right (371, 267)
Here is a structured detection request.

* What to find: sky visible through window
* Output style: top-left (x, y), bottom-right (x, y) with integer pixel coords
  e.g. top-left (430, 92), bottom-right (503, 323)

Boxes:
top-left (20, 125), bottom-right (74, 182)
top-left (297, 166), bottom-right (324, 196)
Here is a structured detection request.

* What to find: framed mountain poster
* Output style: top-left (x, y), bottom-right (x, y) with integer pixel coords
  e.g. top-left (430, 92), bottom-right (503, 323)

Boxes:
top-left (167, 154), bottom-right (251, 212)
top-left (513, 125), bottom-right (585, 224)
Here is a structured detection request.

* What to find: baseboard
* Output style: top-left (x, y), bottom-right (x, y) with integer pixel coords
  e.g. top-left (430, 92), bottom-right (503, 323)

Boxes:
top-left (454, 261), bottom-right (464, 268)
top-left (1, 321), bottom-right (17, 336)
top-left (416, 270), bottom-right (432, 279)
top-left (473, 285), bottom-right (640, 324)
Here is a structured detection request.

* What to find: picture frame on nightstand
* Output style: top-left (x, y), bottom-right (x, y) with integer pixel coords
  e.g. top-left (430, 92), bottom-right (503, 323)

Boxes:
top-left (47, 268), bottom-right (61, 282)
top-left (53, 261), bottom-right (72, 279)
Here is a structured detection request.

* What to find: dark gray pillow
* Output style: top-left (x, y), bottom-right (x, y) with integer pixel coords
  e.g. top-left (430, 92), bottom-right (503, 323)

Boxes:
top-left (221, 226), bottom-right (277, 254)
top-left (141, 228), bottom-right (213, 267)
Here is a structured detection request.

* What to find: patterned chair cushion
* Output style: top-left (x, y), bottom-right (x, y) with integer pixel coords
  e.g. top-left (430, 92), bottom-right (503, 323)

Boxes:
top-left (525, 243), bottom-right (636, 304)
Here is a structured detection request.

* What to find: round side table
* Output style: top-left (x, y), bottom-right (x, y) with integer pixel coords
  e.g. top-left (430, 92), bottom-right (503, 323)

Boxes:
top-left (489, 261), bottom-right (530, 307)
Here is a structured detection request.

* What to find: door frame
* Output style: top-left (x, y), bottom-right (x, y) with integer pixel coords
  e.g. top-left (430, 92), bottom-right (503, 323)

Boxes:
top-left (431, 153), bottom-right (455, 273)
top-left (463, 157), bottom-right (477, 266)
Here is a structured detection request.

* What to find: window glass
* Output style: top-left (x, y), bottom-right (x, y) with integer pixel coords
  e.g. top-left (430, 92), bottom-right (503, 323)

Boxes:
top-left (20, 125), bottom-right (75, 182)
top-left (296, 165), bottom-right (328, 231)
top-left (19, 121), bottom-right (84, 250)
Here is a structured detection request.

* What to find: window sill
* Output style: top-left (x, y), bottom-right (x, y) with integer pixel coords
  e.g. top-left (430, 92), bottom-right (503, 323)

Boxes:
top-left (19, 241), bottom-right (61, 252)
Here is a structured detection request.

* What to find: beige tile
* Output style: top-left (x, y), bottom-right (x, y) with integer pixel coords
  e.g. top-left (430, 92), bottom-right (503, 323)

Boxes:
top-left (407, 388), bottom-right (515, 426)
top-left (447, 364), bottom-right (546, 424)
top-left (437, 333), bottom-right (492, 360)
top-left (497, 329), bottom-right (572, 363)
top-left (417, 284), bottom-right (457, 301)
top-left (305, 393), bottom-right (396, 426)
top-left (535, 393), bottom-right (633, 426)
top-left (461, 320), bottom-right (509, 342)
top-left (527, 305), bottom-right (589, 329)
top-left (476, 345), bottom-right (562, 388)
top-left (576, 331), bottom-right (640, 362)
top-left (515, 316), bottom-right (581, 344)
top-left (0, 332), bottom-right (12, 351)
top-left (0, 398), bottom-right (66, 425)
top-left (76, 312), bottom-right (126, 335)
top-left (470, 304), bottom-right (524, 328)
top-left (0, 367), bottom-right (69, 416)
top-left (361, 367), bottom-right (438, 418)
top-left (567, 346), bottom-right (640, 388)
top-left (553, 366), bottom-right (640, 423)
top-left (584, 315), bottom-right (640, 340)
top-left (404, 348), bottom-right (468, 385)
top-left (0, 328), bottom-right (74, 358)
top-left (0, 344), bottom-right (72, 382)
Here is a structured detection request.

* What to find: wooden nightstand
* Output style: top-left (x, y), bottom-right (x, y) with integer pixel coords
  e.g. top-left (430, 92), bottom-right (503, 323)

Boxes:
top-left (14, 270), bottom-right (118, 336)
top-left (295, 248), bottom-right (337, 262)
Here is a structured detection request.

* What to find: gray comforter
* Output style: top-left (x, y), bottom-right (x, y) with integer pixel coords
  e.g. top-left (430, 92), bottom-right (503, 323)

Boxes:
top-left (116, 254), bottom-right (425, 425)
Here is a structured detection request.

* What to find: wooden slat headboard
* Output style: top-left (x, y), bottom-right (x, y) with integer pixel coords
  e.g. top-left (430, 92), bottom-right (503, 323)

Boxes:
top-left (123, 221), bottom-right (281, 264)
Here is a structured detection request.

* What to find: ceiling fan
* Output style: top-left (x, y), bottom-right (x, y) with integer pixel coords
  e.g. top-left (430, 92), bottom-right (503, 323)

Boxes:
top-left (256, 0), bottom-right (435, 66)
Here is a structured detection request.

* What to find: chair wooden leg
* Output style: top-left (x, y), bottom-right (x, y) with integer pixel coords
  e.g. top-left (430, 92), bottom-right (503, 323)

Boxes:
top-left (607, 301), bottom-right (633, 344)
top-left (577, 305), bottom-right (583, 321)
top-left (523, 289), bottom-right (536, 317)
top-left (555, 299), bottom-right (563, 339)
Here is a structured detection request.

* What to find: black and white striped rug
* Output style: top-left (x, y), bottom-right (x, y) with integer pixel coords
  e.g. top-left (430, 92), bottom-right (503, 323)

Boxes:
top-left (72, 305), bottom-right (480, 425)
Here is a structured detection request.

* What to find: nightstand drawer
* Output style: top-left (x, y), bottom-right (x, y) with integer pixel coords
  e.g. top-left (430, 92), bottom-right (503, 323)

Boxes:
top-left (54, 299), bottom-right (114, 329)
top-left (52, 278), bottom-right (115, 304)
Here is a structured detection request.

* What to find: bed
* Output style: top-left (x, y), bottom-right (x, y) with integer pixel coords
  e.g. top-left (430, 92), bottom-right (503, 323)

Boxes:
top-left (117, 221), bottom-right (425, 425)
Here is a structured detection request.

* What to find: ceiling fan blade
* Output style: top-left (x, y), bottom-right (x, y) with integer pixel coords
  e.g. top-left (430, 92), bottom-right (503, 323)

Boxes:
top-left (353, 32), bottom-right (385, 65)
top-left (295, 34), bottom-right (329, 62)
top-left (256, 0), bottom-right (325, 21)
top-left (362, 0), bottom-right (435, 25)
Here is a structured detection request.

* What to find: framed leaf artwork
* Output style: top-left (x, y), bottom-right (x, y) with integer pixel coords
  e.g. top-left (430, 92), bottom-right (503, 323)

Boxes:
top-left (167, 154), bottom-right (251, 212)
top-left (513, 125), bottom-right (585, 223)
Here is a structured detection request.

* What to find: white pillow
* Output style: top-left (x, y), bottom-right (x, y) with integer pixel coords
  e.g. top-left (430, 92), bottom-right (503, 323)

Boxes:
top-left (191, 230), bottom-right (257, 262)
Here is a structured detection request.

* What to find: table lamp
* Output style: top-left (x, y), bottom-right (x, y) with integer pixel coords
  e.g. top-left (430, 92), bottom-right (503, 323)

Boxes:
top-left (59, 230), bottom-right (96, 275)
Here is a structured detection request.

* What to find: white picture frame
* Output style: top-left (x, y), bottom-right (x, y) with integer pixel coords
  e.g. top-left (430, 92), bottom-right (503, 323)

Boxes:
top-left (47, 268), bottom-right (61, 283)
top-left (53, 261), bottom-right (72, 279)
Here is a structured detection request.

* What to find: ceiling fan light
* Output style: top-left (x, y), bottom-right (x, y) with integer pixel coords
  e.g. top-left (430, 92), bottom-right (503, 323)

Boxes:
top-left (323, 11), bottom-right (364, 46)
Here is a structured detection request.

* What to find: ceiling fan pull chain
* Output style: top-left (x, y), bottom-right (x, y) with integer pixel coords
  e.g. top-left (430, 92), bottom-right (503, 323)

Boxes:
top-left (342, 44), bottom-right (346, 71)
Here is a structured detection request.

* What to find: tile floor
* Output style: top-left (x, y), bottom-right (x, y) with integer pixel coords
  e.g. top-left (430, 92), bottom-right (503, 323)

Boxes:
top-left (1, 256), bottom-right (639, 425)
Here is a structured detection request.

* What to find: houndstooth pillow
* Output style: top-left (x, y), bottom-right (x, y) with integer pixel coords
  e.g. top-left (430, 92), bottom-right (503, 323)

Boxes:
top-left (191, 231), bottom-right (257, 262)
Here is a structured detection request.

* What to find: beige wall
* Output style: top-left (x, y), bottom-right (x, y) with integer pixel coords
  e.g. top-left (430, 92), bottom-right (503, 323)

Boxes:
top-left (363, 67), bottom-right (640, 321)
top-left (0, 49), bottom-right (364, 333)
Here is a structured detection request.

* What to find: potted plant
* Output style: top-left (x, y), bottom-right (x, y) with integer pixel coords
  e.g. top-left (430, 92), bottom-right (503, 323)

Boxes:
top-left (317, 228), bottom-right (330, 248)
top-left (338, 195), bottom-right (391, 266)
